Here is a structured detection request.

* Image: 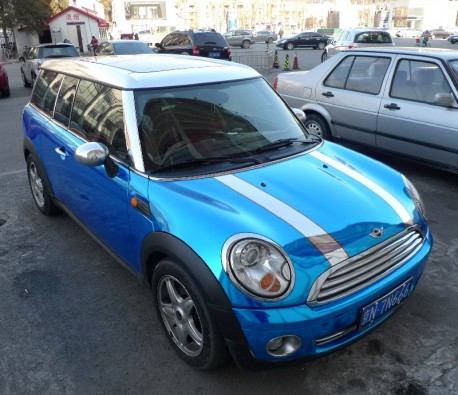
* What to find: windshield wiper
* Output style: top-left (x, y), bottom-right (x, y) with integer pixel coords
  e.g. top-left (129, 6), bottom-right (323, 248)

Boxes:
top-left (151, 155), bottom-right (262, 174)
top-left (254, 138), bottom-right (313, 154)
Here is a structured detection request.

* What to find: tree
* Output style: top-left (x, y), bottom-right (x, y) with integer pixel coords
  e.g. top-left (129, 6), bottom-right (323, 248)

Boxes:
top-left (0, 0), bottom-right (53, 49)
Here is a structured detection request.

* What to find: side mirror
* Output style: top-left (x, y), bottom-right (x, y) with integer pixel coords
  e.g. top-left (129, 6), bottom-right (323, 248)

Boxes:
top-left (154, 43), bottom-right (162, 49)
top-left (75, 142), bottom-right (109, 166)
top-left (434, 92), bottom-right (454, 107)
top-left (292, 108), bottom-right (306, 123)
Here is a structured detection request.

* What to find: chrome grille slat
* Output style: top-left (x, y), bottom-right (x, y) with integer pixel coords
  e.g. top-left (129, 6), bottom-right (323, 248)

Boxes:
top-left (330, 232), bottom-right (419, 278)
top-left (307, 226), bottom-right (424, 305)
top-left (321, 236), bottom-right (422, 290)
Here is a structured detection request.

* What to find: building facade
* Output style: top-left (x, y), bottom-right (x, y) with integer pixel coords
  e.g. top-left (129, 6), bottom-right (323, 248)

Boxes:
top-left (109, 0), bottom-right (458, 38)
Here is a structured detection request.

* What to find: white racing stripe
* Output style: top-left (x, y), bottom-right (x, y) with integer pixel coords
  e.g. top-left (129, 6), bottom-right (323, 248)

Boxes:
top-left (216, 174), bottom-right (349, 266)
top-left (310, 150), bottom-right (413, 225)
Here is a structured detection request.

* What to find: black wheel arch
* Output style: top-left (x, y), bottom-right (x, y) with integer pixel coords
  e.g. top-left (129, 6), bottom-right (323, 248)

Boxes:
top-left (23, 137), bottom-right (58, 201)
top-left (141, 231), bottom-right (251, 364)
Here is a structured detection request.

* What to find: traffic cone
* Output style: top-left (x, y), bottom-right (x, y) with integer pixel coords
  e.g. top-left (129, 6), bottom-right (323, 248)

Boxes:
top-left (272, 50), bottom-right (279, 68)
top-left (283, 54), bottom-right (290, 71)
top-left (292, 52), bottom-right (300, 70)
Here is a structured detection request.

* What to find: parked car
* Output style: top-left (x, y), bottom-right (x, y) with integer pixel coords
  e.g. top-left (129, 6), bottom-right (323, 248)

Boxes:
top-left (322, 28), bottom-right (394, 62)
top-left (274, 47), bottom-right (458, 174)
top-left (95, 40), bottom-right (156, 55)
top-left (0, 62), bottom-right (10, 97)
top-left (254, 30), bottom-right (278, 43)
top-left (395, 28), bottom-right (421, 38)
top-left (155, 30), bottom-right (231, 59)
top-left (447, 34), bottom-right (458, 43)
top-left (276, 32), bottom-right (331, 50)
top-left (19, 43), bottom-right (80, 87)
top-left (23, 54), bottom-right (432, 370)
top-left (422, 29), bottom-right (452, 39)
top-left (223, 29), bottom-right (256, 48)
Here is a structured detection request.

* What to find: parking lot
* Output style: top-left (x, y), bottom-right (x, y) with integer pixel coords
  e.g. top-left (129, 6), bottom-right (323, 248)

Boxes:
top-left (0, 41), bottom-right (457, 394)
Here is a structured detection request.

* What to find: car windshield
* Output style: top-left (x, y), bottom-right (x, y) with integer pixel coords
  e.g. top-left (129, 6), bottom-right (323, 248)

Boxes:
top-left (134, 78), bottom-right (314, 176)
top-left (40, 45), bottom-right (79, 58)
top-left (112, 42), bottom-right (154, 54)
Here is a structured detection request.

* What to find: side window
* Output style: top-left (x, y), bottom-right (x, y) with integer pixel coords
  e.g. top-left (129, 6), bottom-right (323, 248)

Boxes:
top-left (53, 75), bottom-right (79, 128)
top-left (31, 70), bottom-right (63, 115)
top-left (71, 80), bottom-right (127, 160)
top-left (325, 56), bottom-right (390, 94)
top-left (390, 60), bottom-right (453, 105)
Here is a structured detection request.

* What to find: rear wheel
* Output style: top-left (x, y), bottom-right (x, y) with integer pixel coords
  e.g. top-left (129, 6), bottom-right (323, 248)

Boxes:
top-left (304, 114), bottom-right (331, 140)
top-left (318, 42), bottom-right (326, 50)
top-left (152, 258), bottom-right (229, 370)
top-left (1, 87), bottom-right (10, 97)
top-left (286, 42), bottom-right (294, 50)
top-left (26, 155), bottom-right (59, 215)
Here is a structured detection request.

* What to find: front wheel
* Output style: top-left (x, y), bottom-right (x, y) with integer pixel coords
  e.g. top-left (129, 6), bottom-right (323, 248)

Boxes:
top-left (304, 114), bottom-right (331, 140)
top-left (241, 40), bottom-right (251, 49)
top-left (321, 51), bottom-right (328, 62)
top-left (152, 258), bottom-right (229, 370)
top-left (267, 37), bottom-right (273, 44)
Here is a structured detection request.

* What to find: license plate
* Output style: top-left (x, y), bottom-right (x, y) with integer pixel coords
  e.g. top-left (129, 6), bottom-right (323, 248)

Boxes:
top-left (359, 277), bottom-right (413, 330)
top-left (208, 52), bottom-right (220, 58)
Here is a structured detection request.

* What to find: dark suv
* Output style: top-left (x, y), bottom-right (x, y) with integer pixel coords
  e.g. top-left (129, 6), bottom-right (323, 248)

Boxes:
top-left (155, 30), bottom-right (231, 59)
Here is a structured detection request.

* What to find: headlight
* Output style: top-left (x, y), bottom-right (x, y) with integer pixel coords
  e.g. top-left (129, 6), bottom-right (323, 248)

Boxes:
top-left (222, 234), bottom-right (295, 301)
top-left (402, 175), bottom-right (426, 219)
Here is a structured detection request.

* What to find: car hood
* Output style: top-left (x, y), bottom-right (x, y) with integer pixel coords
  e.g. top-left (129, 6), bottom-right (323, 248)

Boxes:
top-left (147, 142), bottom-right (420, 305)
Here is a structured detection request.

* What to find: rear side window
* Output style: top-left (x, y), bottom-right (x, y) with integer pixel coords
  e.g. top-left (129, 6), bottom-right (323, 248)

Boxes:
top-left (53, 75), bottom-right (79, 127)
top-left (70, 80), bottom-right (127, 160)
top-left (325, 56), bottom-right (390, 94)
top-left (31, 70), bottom-right (63, 114)
top-left (354, 32), bottom-right (392, 44)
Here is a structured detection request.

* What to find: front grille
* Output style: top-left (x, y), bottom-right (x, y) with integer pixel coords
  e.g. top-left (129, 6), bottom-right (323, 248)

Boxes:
top-left (307, 226), bottom-right (424, 305)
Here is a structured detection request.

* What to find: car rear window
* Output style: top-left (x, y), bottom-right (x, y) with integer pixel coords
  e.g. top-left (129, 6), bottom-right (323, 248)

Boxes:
top-left (193, 33), bottom-right (228, 46)
top-left (354, 32), bottom-right (393, 44)
top-left (40, 45), bottom-right (80, 58)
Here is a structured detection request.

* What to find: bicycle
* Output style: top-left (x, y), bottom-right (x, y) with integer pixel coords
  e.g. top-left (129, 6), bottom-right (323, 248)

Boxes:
top-left (3, 47), bottom-right (18, 59)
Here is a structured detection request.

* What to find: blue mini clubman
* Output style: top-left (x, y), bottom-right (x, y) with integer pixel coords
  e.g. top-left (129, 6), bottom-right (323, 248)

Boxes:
top-left (23, 55), bottom-right (432, 369)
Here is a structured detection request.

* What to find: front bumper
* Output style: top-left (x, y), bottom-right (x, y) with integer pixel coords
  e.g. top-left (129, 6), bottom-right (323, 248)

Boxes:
top-left (227, 229), bottom-right (432, 369)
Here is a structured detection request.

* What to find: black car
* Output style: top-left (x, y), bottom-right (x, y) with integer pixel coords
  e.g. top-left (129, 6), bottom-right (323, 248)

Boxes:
top-left (447, 34), bottom-right (458, 43)
top-left (155, 30), bottom-right (231, 59)
top-left (95, 40), bottom-right (156, 55)
top-left (276, 32), bottom-right (331, 50)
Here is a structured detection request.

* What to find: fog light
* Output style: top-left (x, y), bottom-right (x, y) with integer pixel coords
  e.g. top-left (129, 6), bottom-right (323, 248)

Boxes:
top-left (266, 335), bottom-right (302, 357)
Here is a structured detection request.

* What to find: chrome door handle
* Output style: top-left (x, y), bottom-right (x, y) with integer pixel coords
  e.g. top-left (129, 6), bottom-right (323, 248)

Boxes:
top-left (54, 147), bottom-right (68, 157)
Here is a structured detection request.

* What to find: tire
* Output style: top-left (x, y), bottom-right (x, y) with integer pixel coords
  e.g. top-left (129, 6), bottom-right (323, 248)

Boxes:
top-left (1, 87), bottom-right (10, 97)
top-left (451, 40), bottom-right (456, 44)
top-left (286, 42), bottom-right (294, 50)
top-left (304, 114), bottom-right (331, 140)
top-left (321, 51), bottom-right (328, 62)
top-left (241, 40), bottom-right (250, 49)
top-left (318, 42), bottom-right (326, 50)
top-left (21, 70), bottom-right (32, 88)
top-left (26, 155), bottom-right (59, 215)
top-left (152, 258), bottom-right (229, 370)
top-left (267, 37), bottom-right (273, 44)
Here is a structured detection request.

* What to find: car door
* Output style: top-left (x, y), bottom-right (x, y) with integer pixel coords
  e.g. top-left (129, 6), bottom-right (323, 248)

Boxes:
top-left (315, 54), bottom-right (391, 145)
top-left (49, 77), bottom-right (133, 263)
top-left (377, 57), bottom-right (458, 171)
top-left (23, 47), bottom-right (38, 83)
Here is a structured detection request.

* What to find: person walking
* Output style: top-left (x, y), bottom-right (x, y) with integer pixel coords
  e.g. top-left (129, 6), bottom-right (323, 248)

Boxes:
top-left (90, 36), bottom-right (99, 54)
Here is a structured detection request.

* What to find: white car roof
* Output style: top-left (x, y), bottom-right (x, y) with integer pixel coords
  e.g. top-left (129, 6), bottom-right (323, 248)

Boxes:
top-left (40, 54), bottom-right (260, 90)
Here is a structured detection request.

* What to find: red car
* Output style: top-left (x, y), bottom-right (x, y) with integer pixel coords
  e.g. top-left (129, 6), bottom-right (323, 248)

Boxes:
top-left (0, 63), bottom-right (10, 97)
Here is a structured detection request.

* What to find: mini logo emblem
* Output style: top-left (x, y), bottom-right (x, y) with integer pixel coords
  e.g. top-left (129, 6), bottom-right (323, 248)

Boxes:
top-left (370, 227), bottom-right (384, 238)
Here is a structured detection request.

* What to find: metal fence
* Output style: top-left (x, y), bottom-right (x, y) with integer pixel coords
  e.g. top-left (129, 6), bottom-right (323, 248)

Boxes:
top-left (231, 49), bottom-right (274, 70)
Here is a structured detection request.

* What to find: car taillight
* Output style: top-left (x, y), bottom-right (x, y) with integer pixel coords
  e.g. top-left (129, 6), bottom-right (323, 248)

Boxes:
top-left (192, 46), bottom-right (200, 56)
top-left (348, 45), bottom-right (357, 49)
top-left (273, 78), bottom-right (278, 90)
